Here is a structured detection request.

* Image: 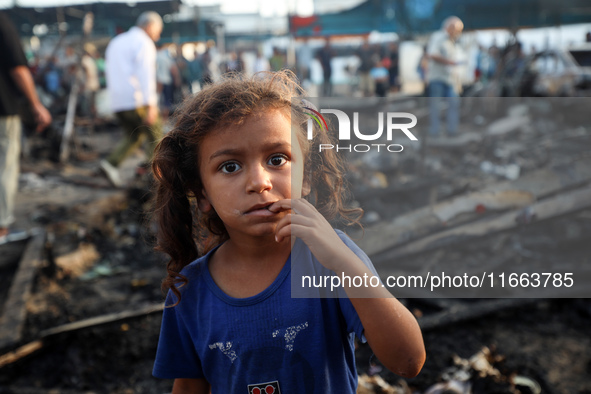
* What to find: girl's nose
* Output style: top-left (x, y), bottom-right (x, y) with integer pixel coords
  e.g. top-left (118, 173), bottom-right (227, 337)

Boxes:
top-left (246, 165), bottom-right (272, 194)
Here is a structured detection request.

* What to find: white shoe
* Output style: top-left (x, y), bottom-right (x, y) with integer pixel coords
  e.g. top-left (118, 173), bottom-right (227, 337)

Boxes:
top-left (100, 159), bottom-right (123, 188)
top-left (0, 229), bottom-right (30, 245)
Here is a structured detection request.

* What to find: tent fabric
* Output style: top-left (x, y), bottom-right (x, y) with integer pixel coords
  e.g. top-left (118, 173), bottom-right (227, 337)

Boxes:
top-left (290, 0), bottom-right (591, 37)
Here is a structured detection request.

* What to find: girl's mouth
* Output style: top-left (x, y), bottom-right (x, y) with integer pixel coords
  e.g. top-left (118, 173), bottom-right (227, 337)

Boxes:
top-left (245, 202), bottom-right (276, 216)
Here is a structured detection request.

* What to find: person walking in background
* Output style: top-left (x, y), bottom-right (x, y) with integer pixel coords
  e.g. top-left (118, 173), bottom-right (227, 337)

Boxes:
top-left (187, 50), bottom-right (204, 93)
top-left (370, 58), bottom-right (390, 97)
top-left (269, 47), bottom-right (285, 71)
top-left (102, 11), bottom-right (164, 187)
top-left (356, 39), bottom-right (375, 97)
top-left (427, 16), bottom-right (464, 137)
top-left (417, 45), bottom-right (429, 96)
top-left (0, 12), bottom-right (52, 242)
top-left (79, 43), bottom-right (100, 119)
top-left (317, 37), bottom-right (334, 96)
top-left (156, 44), bottom-right (180, 122)
top-left (296, 37), bottom-right (313, 87)
top-left (43, 57), bottom-right (62, 101)
top-left (175, 48), bottom-right (192, 98)
top-left (253, 49), bottom-right (270, 74)
top-left (225, 51), bottom-right (244, 74)
top-left (200, 48), bottom-right (213, 86)
top-left (388, 41), bottom-right (400, 93)
top-left (486, 45), bottom-right (499, 81)
top-left (60, 45), bottom-right (78, 93)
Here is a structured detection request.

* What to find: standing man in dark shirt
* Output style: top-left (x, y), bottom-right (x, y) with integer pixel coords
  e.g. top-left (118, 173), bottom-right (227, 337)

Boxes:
top-left (356, 39), bottom-right (375, 97)
top-left (318, 37), bottom-right (334, 97)
top-left (0, 12), bottom-right (51, 242)
top-left (388, 41), bottom-right (400, 93)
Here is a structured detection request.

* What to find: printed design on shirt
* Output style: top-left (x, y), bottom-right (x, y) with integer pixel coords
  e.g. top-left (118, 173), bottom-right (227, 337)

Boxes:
top-left (247, 380), bottom-right (281, 394)
top-left (272, 322), bottom-right (309, 351)
top-left (208, 341), bottom-right (238, 363)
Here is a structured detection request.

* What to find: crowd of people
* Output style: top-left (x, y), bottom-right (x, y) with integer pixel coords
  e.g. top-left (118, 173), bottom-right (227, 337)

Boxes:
top-left (12, 14), bottom-right (591, 131)
top-left (149, 38), bottom-right (403, 105)
top-left (27, 43), bottom-right (104, 118)
top-left (296, 37), bottom-right (402, 98)
top-left (18, 31), bottom-right (411, 127)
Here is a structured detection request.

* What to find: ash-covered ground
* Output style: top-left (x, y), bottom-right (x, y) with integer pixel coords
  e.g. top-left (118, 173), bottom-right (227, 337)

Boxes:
top-left (1, 97), bottom-right (591, 393)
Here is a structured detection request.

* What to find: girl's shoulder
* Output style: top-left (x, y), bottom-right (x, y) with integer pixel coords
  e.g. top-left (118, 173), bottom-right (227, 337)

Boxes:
top-left (334, 229), bottom-right (368, 257)
top-left (334, 228), bottom-right (352, 243)
top-left (166, 251), bottom-right (214, 306)
top-left (294, 228), bottom-right (371, 268)
top-left (178, 248), bottom-right (216, 281)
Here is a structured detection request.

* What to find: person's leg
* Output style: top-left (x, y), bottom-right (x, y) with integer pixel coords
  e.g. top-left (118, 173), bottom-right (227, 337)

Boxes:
top-left (106, 109), bottom-right (146, 167)
top-left (376, 81), bottom-right (386, 97)
top-left (142, 108), bottom-right (163, 162)
top-left (445, 84), bottom-right (460, 135)
top-left (429, 81), bottom-right (444, 136)
top-left (0, 115), bottom-right (21, 234)
top-left (368, 75), bottom-right (376, 97)
top-left (161, 84), bottom-right (174, 121)
top-left (359, 73), bottom-right (369, 96)
top-left (323, 73), bottom-right (332, 97)
top-left (326, 72), bottom-right (333, 97)
top-left (389, 67), bottom-right (399, 92)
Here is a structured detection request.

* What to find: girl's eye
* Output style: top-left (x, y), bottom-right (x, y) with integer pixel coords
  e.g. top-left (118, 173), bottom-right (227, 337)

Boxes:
top-left (268, 155), bottom-right (288, 167)
top-left (220, 162), bottom-right (241, 174)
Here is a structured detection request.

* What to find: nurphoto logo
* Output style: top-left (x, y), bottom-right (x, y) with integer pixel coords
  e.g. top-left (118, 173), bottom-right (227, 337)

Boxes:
top-left (304, 107), bottom-right (419, 153)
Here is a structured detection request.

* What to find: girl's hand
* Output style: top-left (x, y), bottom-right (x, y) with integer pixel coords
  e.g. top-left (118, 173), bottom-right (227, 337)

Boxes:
top-left (269, 198), bottom-right (350, 271)
top-left (269, 199), bottom-right (425, 378)
top-left (270, 200), bottom-right (426, 378)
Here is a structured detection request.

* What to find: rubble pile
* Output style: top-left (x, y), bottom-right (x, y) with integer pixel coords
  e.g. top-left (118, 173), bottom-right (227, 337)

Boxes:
top-left (0, 97), bottom-right (590, 392)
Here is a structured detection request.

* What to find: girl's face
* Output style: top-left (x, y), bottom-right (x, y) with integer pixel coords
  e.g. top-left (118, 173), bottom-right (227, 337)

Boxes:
top-left (197, 109), bottom-right (306, 240)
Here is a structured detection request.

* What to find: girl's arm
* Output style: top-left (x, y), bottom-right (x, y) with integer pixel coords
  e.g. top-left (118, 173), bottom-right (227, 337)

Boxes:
top-left (272, 199), bottom-right (426, 377)
top-left (333, 261), bottom-right (426, 377)
top-left (172, 378), bottom-right (211, 394)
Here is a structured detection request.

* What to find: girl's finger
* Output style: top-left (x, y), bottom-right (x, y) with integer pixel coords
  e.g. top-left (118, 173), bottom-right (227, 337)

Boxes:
top-left (276, 221), bottom-right (310, 242)
top-left (269, 199), bottom-right (320, 219)
top-left (268, 199), bottom-right (291, 213)
top-left (274, 213), bottom-right (292, 235)
top-left (275, 223), bottom-right (291, 243)
top-left (275, 214), bottom-right (314, 242)
top-left (275, 213), bottom-right (307, 234)
top-left (289, 198), bottom-right (318, 217)
top-left (292, 198), bottom-right (319, 216)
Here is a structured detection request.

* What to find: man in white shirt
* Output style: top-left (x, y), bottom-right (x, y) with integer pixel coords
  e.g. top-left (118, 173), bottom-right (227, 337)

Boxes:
top-left (427, 16), bottom-right (463, 137)
top-left (101, 11), bottom-right (163, 187)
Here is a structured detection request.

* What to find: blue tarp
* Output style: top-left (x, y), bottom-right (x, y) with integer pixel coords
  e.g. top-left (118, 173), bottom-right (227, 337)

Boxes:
top-left (290, 0), bottom-right (591, 37)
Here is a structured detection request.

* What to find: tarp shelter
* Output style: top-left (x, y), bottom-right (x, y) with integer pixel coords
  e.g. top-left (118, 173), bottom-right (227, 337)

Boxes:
top-left (3, 0), bottom-right (218, 42)
top-left (290, 0), bottom-right (591, 37)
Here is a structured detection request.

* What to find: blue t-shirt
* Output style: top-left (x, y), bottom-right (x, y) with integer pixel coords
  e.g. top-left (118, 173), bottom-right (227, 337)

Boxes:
top-left (153, 231), bottom-right (378, 393)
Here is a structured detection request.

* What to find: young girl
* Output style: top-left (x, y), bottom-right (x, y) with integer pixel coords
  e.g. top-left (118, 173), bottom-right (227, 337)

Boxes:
top-left (151, 71), bottom-right (425, 393)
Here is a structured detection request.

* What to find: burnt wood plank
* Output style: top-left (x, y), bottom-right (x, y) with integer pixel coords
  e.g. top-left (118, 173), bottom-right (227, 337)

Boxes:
top-left (0, 230), bottom-right (46, 350)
